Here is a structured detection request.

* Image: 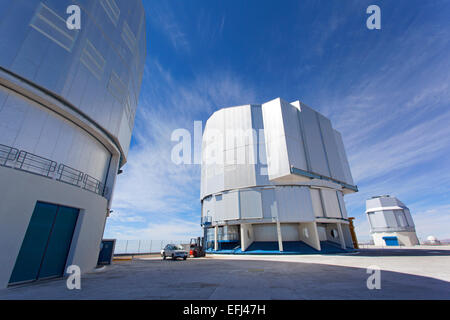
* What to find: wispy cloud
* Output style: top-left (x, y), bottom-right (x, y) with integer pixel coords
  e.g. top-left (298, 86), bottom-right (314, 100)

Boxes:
top-left (105, 59), bottom-right (256, 240)
top-left (146, 2), bottom-right (190, 52)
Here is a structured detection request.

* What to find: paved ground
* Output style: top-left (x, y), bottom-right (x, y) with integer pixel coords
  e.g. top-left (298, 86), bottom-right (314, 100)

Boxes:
top-left (1, 247), bottom-right (449, 300)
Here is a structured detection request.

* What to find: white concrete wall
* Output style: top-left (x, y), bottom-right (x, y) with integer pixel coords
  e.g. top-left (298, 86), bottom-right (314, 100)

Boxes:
top-left (240, 224), bottom-right (254, 251)
top-left (0, 166), bottom-right (107, 289)
top-left (372, 232), bottom-right (420, 246)
top-left (298, 222), bottom-right (321, 251)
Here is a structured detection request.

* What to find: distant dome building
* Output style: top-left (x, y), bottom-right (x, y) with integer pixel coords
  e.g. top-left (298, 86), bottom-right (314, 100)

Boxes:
top-left (201, 98), bottom-right (358, 254)
top-left (427, 236), bottom-right (440, 245)
top-left (366, 196), bottom-right (419, 246)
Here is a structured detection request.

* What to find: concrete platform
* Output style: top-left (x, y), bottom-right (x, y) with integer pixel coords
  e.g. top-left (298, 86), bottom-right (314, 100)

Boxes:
top-left (0, 247), bottom-right (449, 300)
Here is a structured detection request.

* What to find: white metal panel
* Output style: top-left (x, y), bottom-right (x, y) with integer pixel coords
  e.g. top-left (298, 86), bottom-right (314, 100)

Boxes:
top-left (280, 100), bottom-right (300, 141)
top-left (264, 136), bottom-right (290, 180)
top-left (280, 223), bottom-right (300, 241)
top-left (368, 211), bottom-right (386, 228)
top-left (336, 191), bottom-right (348, 219)
top-left (222, 191), bottom-right (240, 220)
top-left (240, 189), bottom-right (263, 219)
top-left (321, 188), bottom-right (341, 218)
top-left (333, 130), bottom-right (354, 185)
top-left (253, 224), bottom-right (277, 241)
top-left (261, 98), bottom-right (285, 143)
top-left (261, 188), bottom-right (277, 220)
top-left (383, 210), bottom-right (398, 228)
top-left (318, 114), bottom-right (345, 181)
top-left (0, 92), bottom-right (28, 146)
top-left (404, 209), bottom-right (415, 227)
top-left (214, 194), bottom-right (225, 222)
top-left (298, 104), bottom-right (329, 176)
top-left (285, 135), bottom-right (308, 172)
top-left (202, 196), bottom-right (214, 220)
top-left (317, 226), bottom-right (327, 241)
top-left (275, 187), bottom-right (315, 222)
top-left (310, 188), bottom-right (324, 217)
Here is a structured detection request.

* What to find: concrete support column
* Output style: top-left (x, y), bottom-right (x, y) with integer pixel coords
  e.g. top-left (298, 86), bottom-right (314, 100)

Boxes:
top-left (298, 222), bottom-right (321, 251)
top-left (276, 221), bottom-right (283, 252)
top-left (214, 226), bottom-right (218, 251)
top-left (240, 224), bottom-right (254, 252)
top-left (337, 223), bottom-right (346, 249)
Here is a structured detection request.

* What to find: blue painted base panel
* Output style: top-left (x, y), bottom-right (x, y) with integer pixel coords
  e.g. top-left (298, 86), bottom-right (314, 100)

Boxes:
top-left (206, 241), bottom-right (353, 255)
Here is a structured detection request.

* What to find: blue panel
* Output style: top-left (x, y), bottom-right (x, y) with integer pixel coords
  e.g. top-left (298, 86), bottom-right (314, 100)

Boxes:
top-left (38, 206), bottom-right (79, 279)
top-left (383, 236), bottom-right (399, 246)
top-left (98, 240), bottom-right (115, 265)
top-left (9, 202), bottom-right (58, 284)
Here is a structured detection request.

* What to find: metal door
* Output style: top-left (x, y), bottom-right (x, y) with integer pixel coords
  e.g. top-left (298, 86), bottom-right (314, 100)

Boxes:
top-left (9, 202), bottom-right (79, 285)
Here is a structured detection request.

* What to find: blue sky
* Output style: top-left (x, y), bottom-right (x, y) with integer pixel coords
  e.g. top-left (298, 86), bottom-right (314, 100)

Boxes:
top-left (104, 0), bottom-right (450, 242)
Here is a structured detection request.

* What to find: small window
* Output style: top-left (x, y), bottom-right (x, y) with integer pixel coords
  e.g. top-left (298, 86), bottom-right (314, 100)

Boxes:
top-left (331, 229), bottom-right (339, 238)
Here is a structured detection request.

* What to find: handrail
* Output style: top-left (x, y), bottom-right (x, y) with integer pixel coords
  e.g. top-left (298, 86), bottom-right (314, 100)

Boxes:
top-left (83, 174), bottom-right (105, 196)
top-left (0, 143), bottom-right (107, 197)
top-left (0, 144), bottom-right (19, 167)
top-left (57, 164), bottom-right (84, 187)
top-left (15, 150), bottom-right (57, 178)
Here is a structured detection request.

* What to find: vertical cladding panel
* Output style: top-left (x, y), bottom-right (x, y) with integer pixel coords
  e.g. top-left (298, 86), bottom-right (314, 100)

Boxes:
top-left (282, 101), bottom-right (308, 171)
top-left (368, 211), bottom-right (387, 229)
top-left (13, 105), bottom-right (47, 152)
top-left (240, 189), bottom-right (263, 219)
top-left (253, 224), bottom-right (278, 242)
top-left (264, 136), bottom-right (290, 180)
top-left (261, 188), bottom-right (277, 220)
top-left (0, 86), bottom-right (111, 182)
top-left (281, 224), bottom-right (300, 241)
top-left (262, 99), bottom-right (285, 144)
top-left (336, 191), bottom-right (348, 219)
top-left (318, 115), bottom-right (345, 181)
top-left (298, 104), bottom-right (329, 177)
top-left (262, 99), bottom-right (291, 179)
top-left (285, 135), bottom-right (308, 172)
top-left (404, 209), bottom-right (415, 227)
top-left (333, 130), bottom-right (354, 185)
top-left (214, 194), bottom-right (224, 222)
top-left (0, 92), bottom-right (28, 146)
top-left (275, 187), bottom-right (314, 222)
top-left (321, 189), bottom-right (341, 218)
top-left (395, 211), bottom-right (407, 227)
top-left (383, 210), bottom-right (398, 228)
top-left (222, 191), bottom-right (240, 221)
top-left (310, 188), bottom-right (324, 217)
top-left (202, 196), bottom-right (214, 220)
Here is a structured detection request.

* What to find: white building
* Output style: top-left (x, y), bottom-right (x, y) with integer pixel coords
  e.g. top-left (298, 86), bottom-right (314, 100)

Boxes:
top-left (201, 98), bottom-right (358, 254)
top-left (0, 0), bottom-right (146, 287)
top-left (366, 196), bottom-right (419, 246)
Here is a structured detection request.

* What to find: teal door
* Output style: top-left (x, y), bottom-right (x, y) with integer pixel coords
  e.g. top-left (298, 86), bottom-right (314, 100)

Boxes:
top-left (9, 202), bottom-right (79, 285)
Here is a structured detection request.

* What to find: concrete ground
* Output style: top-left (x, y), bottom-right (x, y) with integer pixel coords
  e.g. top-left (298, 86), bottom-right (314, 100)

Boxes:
top-left (0, 247), bottom-right (449, 300)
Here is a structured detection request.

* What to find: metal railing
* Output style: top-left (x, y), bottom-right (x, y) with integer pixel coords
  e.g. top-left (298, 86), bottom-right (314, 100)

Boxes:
top-left (0, 143), bottom-right (107, 197)
top-left (57, 164), bottom-right (84, 186)
top-left (16, 150), bottom-right (57, 177)
top-left (113, 240), bottom-right (189, 255)
top-left (0, 144), bottom-right (19, 167)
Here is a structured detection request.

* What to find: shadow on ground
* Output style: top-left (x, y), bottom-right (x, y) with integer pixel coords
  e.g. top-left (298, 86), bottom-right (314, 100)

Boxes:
top-left (0, 256), bottom-right (449, 300)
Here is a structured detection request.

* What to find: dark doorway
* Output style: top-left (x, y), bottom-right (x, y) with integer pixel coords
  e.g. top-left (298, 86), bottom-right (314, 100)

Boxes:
top-left (9, 202), bottom-right (79, 285)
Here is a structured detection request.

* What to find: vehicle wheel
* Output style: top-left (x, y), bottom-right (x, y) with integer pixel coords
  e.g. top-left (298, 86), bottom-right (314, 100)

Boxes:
top-left (162, 254), bottom-right (166, 260)
top-left (172, 254), bottom-right (175, 260)
top-left (183, 256), bottom-right (187, 260)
